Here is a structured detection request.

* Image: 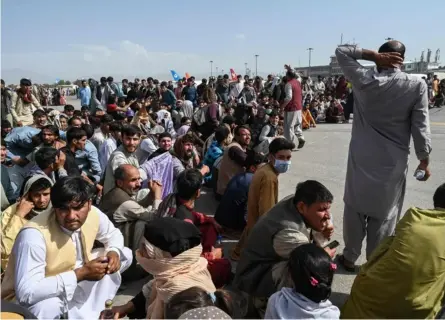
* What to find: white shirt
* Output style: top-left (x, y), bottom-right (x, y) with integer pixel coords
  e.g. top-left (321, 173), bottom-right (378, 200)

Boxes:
top-left (136, 137), bottom-right (158, 165)
top-left (99, 136), bottom-right (117, 171)
top-left (13, 208), bottom-right (131, 319)
top-left (90, 129), bottom-right (107, 152)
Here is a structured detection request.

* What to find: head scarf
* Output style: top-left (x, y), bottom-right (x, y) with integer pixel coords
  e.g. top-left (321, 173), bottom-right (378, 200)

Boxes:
top-left (21, 174), bottom-right (53, 217)
top-left (136, 218), bottom-right (216, 319)
top-left (179, 307), bottom-right (232, 319)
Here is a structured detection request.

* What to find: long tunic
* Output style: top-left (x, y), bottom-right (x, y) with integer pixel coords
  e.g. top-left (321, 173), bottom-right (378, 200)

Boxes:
top-left (336, 46), bottom-right (432, 218)
top-left (12, 209), bottom-right (132, 319)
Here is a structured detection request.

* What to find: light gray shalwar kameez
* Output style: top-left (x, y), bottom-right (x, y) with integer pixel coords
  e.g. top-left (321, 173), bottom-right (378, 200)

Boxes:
top-left (336, 46), bottom-right (432, 263)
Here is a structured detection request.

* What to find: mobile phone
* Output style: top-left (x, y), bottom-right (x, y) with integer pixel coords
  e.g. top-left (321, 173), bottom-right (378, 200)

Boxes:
top-left (324, 240), bottom-right (339, 249)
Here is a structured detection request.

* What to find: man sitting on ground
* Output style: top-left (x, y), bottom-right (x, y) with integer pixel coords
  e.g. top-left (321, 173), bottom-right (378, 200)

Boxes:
top-left (342, 183), bottom-right (445, 319)
top-left (27, 147), bottom-right (67, 183)
top-left (214, 152), bottom-right (267, 233)
top-left (234, 180), bottom-right (335, 313)
top-left (1, 176), bottom-right (132, 319)
top-left (100, 164), bottom-right (162, 276)
top-left (1, 175), bottom-right (52, 272)
top-left (156, 168), bottom-right (231, 288)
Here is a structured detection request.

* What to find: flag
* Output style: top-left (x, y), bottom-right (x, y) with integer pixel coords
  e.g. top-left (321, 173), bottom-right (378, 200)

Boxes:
top-left (230, 68), bottom-right (237, 81)
top-left (185, 72), bottom-right (191, 80)
top-left (170, 70), bottom-right (181, 81)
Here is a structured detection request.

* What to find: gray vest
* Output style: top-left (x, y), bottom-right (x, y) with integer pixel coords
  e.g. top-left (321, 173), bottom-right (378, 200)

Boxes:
top-left (234, 195), bottom-right (308, 297)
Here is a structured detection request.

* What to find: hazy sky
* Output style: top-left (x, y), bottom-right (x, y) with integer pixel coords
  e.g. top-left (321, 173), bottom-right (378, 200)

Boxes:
top-left (1, 0), bottom-right (444, 82)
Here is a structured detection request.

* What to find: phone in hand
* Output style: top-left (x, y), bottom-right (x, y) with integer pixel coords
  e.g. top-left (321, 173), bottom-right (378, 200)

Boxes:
top-left (324, 240), bottom-right (340, 250)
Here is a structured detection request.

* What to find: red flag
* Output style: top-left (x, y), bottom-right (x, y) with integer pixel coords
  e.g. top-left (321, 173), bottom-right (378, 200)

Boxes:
top-left (230, 68), bottom-right (237, 81)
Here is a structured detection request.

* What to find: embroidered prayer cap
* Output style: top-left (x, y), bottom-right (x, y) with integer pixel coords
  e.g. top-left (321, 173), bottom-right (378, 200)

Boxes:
top-left (179, 306), bottom-right (231, 319)
top-left (144, 217), bottom-right (201, 257)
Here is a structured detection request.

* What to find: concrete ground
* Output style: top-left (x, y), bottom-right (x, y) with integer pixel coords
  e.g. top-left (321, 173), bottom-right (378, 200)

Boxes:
top-left (63, 97), bottom-right (445, 308)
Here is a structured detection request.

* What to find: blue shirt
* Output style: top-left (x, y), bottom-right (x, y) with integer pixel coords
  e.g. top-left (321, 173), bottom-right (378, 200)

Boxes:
top-left (78, 87), bottom-right (91, 107)
top-left (214, 172), bottom-right (253, 230)
top-left (75, 140), bottom-right (102, 182)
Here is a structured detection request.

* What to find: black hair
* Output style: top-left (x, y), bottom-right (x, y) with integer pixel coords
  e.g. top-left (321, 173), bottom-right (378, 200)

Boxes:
top-left (51, 176), bottom-right (94, 209)
top-left (117, 97), bottom-right (126, 104)
top-left (64, 104), bottom-right (75, 112)
top-left (165, 287), bottom-right (213, 319)
top-left (147, 77), bottom-right (153, 82)
top-left (81, 123), bottom-right (94, 139)
top-left (165, 287), bottom-right (240, 319)
top-left (1, 79), bottom-right (4, 85)
top-left (107, 94), bottom-right (117, 105)
top-left (160, 81), bottom-right (167, 87)
top-left (269, 111), bottom-right (279, 118)
top-left (181, 117), bottom-right (191, 124)
top-left (214, 125), bottom-right (230, 144)
top-left (109, 122), bottom-right (122, 133)
top-left (101, 114), bottom-right (114, 124)
top-left (114, 165), bottom-right (128, 181)
top-left (433, 183), bottom-right (445, 209)
top-left (80, 106), bottom-right (89, 112)
top-left (176, 168), bottom-right (202, 200)
top-left (378, 40), bottom-right (406, 59)
top-left (33, 109), bottom-right (47, 118)
top-left (34, 147), bottom-right (58, 170)
top-left (68, 116), bottom-right (82, 126)
top-left (66, 127), bottom-right (87, 144)
top-left (269, 137), bottom-right (295, 155)
top-left (289, 243), bottom-right (334, 303)
top-left (121, 124), bottom-right (141, 138)
top-left (1, 120), bottom-right (12, 128)
top-left (180, 133), bottom-right (194, 144)
top-left (107, 76), bottom-right (114, 82)
top-left (293, 180), bottom-right (333, 206)
top-left (40, 125), bottom-right (59, 138)
top-left (234, 125), bottom-right (250, 136)
top-left (244, 151), bottom-right (267, 168)
top-left (158, 132), bottom-right (172, 141)
top-left (73, 110), bottom-right (82, 117)
top-left (19, 176), bottom-right (52, 197)
top-left (122, 78), bottom-right (128, 83)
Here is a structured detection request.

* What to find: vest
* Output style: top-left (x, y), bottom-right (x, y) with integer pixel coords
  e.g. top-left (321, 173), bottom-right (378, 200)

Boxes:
top-left (1, 207), bottom-right (100, 301)
top-left (284, 78), bottom-right (302, 112)
top-left (216, 142), bottom-right (244, 195)
top-left (234, 195), bottom-right (309, 297)
top-left (256, 124), bottom-right (277, 145)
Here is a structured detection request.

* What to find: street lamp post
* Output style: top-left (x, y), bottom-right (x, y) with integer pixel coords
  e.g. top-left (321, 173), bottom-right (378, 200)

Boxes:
top-left (255, 55), bottom-right (259, 76)
top-left (307, 48), bottom-right (314, 76)
top-left (210, 60), bottom-right (213, 77)
top-left (216, 66), bottom-right (219, 75)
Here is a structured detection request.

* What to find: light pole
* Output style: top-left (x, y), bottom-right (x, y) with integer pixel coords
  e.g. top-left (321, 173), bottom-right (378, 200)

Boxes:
top-left (307, 48), bottom-right (314, 76)
top-left (216, 66), bottom-right (219, 75)
top-left (210, 60), bottom-right (213, 77)
top-left (245, 62), bottom-right (248, 75)
top-left (255, 55), bottom-right (259, 76)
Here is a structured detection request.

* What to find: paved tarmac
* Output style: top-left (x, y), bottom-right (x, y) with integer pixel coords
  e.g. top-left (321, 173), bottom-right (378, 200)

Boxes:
top-left (63, 97), bottom-right (445, 308)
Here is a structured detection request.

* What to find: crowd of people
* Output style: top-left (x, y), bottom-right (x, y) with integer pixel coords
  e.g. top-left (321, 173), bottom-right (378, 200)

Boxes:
top-left (0, 40), bottom-right (443, 320)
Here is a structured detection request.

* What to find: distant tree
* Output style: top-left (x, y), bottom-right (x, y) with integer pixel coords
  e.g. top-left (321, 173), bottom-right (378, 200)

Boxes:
top-left (57, 80), bottom-right (66, 85)
top-left (65, 80), bottom-right (72, 85)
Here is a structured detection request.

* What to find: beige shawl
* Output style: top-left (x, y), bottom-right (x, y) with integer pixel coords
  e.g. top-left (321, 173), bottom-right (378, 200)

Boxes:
top-left (136, 241), bottom-right (216, 319)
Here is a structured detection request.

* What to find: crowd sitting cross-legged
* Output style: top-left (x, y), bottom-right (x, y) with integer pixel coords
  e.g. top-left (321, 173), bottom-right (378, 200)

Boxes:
top-left (1, 39), bottom-right (442, 319)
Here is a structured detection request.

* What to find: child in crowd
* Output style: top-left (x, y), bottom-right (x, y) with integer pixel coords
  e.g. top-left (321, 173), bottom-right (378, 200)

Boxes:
top-left (165, 286), bottom-right (243, 319)
top-left (265, 243), bottom-right (340, 319)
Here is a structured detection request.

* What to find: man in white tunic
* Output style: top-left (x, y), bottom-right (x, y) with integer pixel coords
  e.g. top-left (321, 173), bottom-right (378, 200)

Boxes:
top-left (1, 176), bottom-right (133, 319)
top-left (335, 41), bottom-right (432, 270)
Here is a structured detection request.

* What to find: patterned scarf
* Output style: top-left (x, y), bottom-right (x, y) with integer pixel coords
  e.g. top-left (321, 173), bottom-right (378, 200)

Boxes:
top-left (17, 88), bottom-right (33, 104)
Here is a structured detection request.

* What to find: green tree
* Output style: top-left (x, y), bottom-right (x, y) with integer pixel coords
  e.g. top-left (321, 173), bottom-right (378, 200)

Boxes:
top-left (65, 80), bottom-right (72, 85)
top-left (57, 80), bottom-right (66, 85)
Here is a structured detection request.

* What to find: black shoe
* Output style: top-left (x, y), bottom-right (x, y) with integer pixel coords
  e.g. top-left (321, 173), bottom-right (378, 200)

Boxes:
top-left (297, 139), bottom-right (305, 149)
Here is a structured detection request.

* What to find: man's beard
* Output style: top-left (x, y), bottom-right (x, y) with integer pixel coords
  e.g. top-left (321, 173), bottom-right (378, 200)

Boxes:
top-left (183, 150), bottom-right (193, 160)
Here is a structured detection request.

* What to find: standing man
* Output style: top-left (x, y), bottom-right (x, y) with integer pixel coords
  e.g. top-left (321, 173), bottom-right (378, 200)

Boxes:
top-left (336, 41), bottom-right (432, 270)
top-left (281, 66), bottom-right (305, 149)
top-left (1, 79), bottom-right (13, 123)
top-left (78, 80), bottom-right (91, 109)
top-left (10, 78), bottom-right (42, 127)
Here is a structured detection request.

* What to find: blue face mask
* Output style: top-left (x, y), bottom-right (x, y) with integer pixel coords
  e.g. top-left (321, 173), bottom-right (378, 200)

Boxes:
top-left (274, 159), bottom-right (291, 174)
